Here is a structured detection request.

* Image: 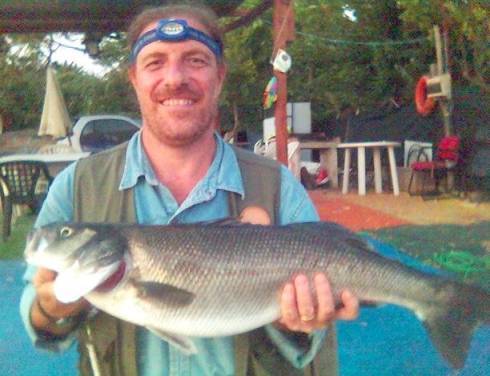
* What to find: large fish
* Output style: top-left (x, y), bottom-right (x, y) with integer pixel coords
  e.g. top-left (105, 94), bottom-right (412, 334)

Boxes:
top-left (25, 221), bottom-right (489, 369)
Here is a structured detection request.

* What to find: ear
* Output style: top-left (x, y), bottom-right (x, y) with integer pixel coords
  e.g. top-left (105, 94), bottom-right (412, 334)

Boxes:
top-left (128, 65), bottom-right (137, 89)
top-left (215, 63), bottom-right (227, 98)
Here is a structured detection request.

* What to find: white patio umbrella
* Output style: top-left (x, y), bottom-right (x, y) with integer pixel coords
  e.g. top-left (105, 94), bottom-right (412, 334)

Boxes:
top-left (38, 66), bottom-right (72, 139)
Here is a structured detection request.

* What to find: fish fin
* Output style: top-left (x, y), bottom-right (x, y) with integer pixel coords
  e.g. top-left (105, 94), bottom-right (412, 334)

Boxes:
top-left (334, 299), bottom-right (383, 310)
top-left (54, 261), bottom-right (121, 303)
top-left (359, 300), bottom-right (384, 308)
top-left (287, 221), bottom-right (357, 239)
top-left (133, 281), bottom-right (195, 307)
top-left (146, 327), bottom-right (197, 354)
top-left (287, 221), bottom-right (351, 234)
top-left (422, 283), bottom-right (490, 369)
top-left (344, 238), bottom-right (377, 253)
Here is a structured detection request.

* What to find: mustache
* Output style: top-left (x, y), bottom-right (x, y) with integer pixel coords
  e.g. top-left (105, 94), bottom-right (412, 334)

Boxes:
top-left (152, 84), bottom-right (200, 101)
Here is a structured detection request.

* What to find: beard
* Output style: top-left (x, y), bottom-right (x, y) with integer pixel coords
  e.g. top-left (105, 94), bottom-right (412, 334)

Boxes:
top-left (144, 105), bottom-right (217, 147)
top-left (141, 84), bottom-right (218, 147)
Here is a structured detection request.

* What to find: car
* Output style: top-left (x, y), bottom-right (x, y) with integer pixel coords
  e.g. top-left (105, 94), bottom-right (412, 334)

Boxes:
top-left (57, 115), bottom-right (141, 153)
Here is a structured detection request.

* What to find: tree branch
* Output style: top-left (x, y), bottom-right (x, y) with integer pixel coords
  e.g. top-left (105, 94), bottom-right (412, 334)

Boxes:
top-left (222, 0), bottom-right (273, 33)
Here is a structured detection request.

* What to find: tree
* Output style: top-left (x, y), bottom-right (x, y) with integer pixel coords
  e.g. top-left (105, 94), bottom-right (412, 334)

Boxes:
top-left (221, 10), bottom-right (272, 133)
top-left (0, 33), bottom-right (139, 130)
top-left (0, 0), bottom-right (487, 137)
top-left (397, 0), bottom-right (489, 93)
top-left (285, 0), bottom-right (432, 132)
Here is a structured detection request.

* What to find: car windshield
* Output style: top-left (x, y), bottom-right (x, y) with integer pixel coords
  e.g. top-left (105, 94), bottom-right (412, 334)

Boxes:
top-left (79, 118), bottom-right (139, 153)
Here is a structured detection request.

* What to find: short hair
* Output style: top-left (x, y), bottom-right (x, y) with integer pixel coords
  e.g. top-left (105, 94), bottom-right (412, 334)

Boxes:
top-left (127, 3), bottom-right (224, 63)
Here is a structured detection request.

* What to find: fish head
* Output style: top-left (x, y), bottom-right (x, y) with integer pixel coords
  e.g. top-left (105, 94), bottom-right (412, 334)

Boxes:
top-left (25, 223), bottom-right (128, 303)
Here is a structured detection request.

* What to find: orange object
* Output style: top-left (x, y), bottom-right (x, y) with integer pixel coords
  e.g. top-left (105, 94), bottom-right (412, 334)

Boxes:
top-left (415, 76), bottom-right (437, 116)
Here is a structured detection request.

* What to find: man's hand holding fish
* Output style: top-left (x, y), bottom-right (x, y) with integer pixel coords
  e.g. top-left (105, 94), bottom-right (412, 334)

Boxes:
top-left (240, 206), bottom-right (360, 335)
top-left (30, 267), bottom-right (89, 337)
top-left (278, 274), bottom-right (359, 333)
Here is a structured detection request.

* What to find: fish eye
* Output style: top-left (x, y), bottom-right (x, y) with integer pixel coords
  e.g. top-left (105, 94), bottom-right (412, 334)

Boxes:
top-left (60, 227), bottom-right (73, 238)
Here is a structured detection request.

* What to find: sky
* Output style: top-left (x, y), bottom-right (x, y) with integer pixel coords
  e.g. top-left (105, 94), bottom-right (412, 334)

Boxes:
top-left (51, 34), bottom-right (108, 77)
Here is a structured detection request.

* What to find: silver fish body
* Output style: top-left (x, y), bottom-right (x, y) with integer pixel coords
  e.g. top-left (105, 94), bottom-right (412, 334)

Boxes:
top-left (25, 221), bottom-right (490, 368)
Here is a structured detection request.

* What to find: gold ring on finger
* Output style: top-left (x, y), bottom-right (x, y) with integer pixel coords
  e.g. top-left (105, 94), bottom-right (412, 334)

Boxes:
top-left (300, 315), bottom-right (315, 322)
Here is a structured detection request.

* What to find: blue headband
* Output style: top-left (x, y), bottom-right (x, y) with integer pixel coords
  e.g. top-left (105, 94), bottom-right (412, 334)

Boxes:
top-left (130, 19), bottom-right (223, 62)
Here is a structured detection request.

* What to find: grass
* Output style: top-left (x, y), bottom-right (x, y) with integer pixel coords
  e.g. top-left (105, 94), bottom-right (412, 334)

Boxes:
top-left (368, 221), bottom-right (490, 290)
top-left (0, 213), bottom-right (36, 260)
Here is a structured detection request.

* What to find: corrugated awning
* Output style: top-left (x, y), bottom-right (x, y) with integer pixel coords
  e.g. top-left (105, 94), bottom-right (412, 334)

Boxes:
top-left (0, 0), bottom-right (243, 33)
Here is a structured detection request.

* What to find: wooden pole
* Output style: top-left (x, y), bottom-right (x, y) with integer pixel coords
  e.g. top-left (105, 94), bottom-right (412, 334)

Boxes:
top-left (433, 25), bottom-right (452, 136)
top-left (272, 0), bottom-right (294, 165)
top-left (273, 73), bottom-right (288, 165)
top-left (434, 26), bottom-right (444, 75)
top-left (434, 24), bottom-right (454, 189)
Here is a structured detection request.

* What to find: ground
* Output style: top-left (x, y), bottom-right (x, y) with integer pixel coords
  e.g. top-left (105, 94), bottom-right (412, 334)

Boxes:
top-left (309, 189), bottom-right (490, 289)
top-left (1, 185), bottom-right (489, 375)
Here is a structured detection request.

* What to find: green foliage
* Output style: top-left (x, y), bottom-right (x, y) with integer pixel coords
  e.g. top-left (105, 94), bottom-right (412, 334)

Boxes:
top-left (220, 15), bottom-right (272, 131)
top-left (0, 47), bottom-right (45, 129)
top-left (287, 0), bottom-right (423, 126)
top-left (97, 34), bottom-right (130, 69)
top-left (397, 0), bottom-right (489, 92)
top-left (0, 34), bottom-right (139, 131)
top-left (0, 1), bottom-right (487, 135)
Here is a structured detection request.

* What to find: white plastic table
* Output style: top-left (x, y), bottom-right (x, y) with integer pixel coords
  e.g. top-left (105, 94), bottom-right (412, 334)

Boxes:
top-left (338, 141), bottom-right (401, 196)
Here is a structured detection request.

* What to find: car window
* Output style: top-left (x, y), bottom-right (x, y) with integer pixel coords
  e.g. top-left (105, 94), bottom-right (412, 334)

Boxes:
top-left (79, 119), bottom-right (139, 152)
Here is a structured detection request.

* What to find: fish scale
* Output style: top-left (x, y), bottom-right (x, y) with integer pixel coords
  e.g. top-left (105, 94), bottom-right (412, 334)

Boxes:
top-left (25, 220), bottom-right (490, 368)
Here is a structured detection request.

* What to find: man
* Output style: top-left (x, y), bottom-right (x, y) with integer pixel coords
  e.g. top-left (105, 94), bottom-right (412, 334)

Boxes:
top-left (21, 4), bottom-right (358, 375)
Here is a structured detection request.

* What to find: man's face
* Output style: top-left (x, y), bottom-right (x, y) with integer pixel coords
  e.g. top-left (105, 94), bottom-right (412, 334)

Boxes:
top-left (129, 18), bottom-right (226, 147)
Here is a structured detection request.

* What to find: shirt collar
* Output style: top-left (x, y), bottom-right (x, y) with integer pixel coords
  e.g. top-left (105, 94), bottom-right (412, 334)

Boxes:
top-left (119, 132), bottom-right (244, 198)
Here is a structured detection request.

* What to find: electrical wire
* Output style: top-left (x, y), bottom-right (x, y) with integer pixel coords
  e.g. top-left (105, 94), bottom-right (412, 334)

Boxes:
top-left (263, 19), bottom-right (430, 48)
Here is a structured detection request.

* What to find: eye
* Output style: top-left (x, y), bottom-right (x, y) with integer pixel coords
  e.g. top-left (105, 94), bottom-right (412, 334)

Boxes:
top-left (144, 59), bottom-right (163, 71)
top-left (60, 227), bottom-right (73, 238)
top-left (187, 56), bottom-right (209, 68)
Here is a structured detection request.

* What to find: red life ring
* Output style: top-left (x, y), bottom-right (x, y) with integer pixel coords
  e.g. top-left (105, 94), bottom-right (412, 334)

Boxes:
top-left (415, 76), bottom-right (437, 116)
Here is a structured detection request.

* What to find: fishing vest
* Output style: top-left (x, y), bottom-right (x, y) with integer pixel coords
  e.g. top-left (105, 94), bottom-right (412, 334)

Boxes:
top-left (73, 142), bottom-right (338, 376)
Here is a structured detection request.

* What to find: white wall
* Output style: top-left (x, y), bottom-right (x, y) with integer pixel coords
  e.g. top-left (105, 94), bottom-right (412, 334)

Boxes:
top-left (263, 102), bottom-right (312, 161)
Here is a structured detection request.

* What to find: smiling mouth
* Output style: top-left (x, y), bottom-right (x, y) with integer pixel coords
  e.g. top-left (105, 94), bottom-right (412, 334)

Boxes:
top-left (160, 98), bottom-right (195, 106)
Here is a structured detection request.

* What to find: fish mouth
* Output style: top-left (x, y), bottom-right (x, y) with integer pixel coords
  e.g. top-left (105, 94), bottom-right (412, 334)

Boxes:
top-left (54, 251), bottom-right (131, 303)
top-left (96, 260), bottom-right (127, 292)
top-left (54, 259), bottom-right (126, 303)
top-left (24, 231), bottom-right (66, 271)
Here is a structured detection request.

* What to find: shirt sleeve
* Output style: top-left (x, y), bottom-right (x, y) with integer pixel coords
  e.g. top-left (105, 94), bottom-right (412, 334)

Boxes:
top-left (277, 165), bottom-right (319, 225)
top-left (265, 165), bottom-right (327, 368)
top-left (19, 163), bottom-right (77, 352)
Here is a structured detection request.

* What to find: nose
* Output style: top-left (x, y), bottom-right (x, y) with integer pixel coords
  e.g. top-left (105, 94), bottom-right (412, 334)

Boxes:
top-left (163, 58), bottom-right (189, 90)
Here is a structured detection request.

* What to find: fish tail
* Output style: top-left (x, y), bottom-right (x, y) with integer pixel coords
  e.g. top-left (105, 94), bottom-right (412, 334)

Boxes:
top-left (422, 282), bottom-right (490, 369)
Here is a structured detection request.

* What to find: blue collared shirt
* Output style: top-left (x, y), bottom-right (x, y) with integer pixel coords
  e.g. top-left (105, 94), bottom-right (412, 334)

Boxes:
top-left (20, 133), bottom-right (324, 375)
